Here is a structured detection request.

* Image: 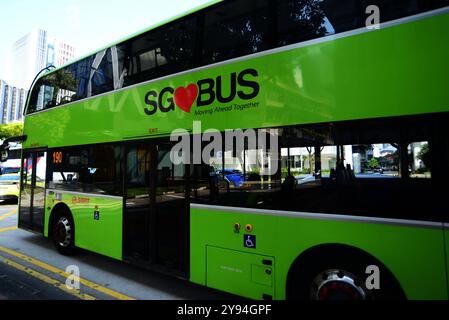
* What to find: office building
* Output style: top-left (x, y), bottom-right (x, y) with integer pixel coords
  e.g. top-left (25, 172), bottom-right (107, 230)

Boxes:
top-left (10, 27), bottom-right (76, 90)
top-left (0, 79), bottom-right (28, 124)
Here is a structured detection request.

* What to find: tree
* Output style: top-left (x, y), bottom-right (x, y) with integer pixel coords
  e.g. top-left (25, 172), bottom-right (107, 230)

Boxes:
top-left (305, 147), bottom-right (314, 174)
top-left (369, 158), bottom-right (379, 169)
top-left (0, 122), bottom-right (23, 140)
top-left (278, 0), bottom-right (328, 47)
top-left (417, 143), bottom-right (430, 168)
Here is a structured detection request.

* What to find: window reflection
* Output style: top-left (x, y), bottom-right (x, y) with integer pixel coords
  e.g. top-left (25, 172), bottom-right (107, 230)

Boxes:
top-left (123, 16), bottom-right (197, 86)
top-left (191, 115), bottom-right (448, 221)
top-left (202, 0), bottom-right (270, 64)
top-left (277, 0), bottom-right (332, 47)
top-left (48, 144), bottom-right (122, 196)
top-left (408, 142), bottom-right (431, 179)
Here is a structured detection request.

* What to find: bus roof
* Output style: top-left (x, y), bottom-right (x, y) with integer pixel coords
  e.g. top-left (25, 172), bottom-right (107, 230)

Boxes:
top-left (40, 0), bottom-right (222, 79)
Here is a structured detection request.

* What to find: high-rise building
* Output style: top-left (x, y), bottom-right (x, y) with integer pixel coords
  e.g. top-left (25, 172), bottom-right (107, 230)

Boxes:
top-left (0, 28), bottom-right (76, 125)
top-left (47, 36), bottom-right (77, 67)
top-left (10, 27), bottom-right (76, 90)
top-left (0, 79), bottom-right (28, 124)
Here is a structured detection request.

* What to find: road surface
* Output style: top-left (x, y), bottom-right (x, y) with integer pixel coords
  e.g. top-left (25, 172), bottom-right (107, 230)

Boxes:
top-left (0, 204), bottom-right (236, 300)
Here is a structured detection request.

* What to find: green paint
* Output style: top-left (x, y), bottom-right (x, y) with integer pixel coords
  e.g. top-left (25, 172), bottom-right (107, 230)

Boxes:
top-left (23, 13), bottom-right (449, 149)
top-left (45, 192), bottom-right (123, 260)
top-left (191, 207), bottom-right (447, 299)
top-left (206, 246), bottom-right (274, 300)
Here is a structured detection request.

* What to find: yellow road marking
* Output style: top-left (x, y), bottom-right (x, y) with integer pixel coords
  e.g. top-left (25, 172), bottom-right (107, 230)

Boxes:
top-left (0, 255), bottom-right (96, 300)
top-left (0, 245), bottom-right (135, 300)
top-left (0, 226), bottom-right (17, 233)
top-left (0, 209), bottom-right (17, 221)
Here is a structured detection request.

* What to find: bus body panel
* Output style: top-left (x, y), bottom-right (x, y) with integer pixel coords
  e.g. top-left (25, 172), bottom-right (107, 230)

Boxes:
top-left (22, 11), bottom-right (449, 150)
top-left (45, 191), bottom-right (123, 260)
top-left (190, 206), bottom-right (447, 300)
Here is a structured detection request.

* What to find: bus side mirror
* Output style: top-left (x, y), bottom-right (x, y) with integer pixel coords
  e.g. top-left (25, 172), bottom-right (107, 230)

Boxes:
top-left (0, 150), bottom-right (8, 162)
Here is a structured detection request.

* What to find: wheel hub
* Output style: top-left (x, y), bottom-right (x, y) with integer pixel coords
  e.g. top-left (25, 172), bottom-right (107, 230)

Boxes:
top-left (311, 269), bottom-right (367, 300)
top-left (55, 217), bottom-right (72, 248)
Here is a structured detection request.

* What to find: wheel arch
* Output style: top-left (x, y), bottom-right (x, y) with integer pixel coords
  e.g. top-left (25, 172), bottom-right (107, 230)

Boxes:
top-left (285, 243), bottom-right (406, 300)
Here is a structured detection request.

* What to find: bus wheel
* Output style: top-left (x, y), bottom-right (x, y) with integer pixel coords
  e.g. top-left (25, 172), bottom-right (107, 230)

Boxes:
top-left (288, 247), bottom-right (405, 300)
top-left (52, 212), bottom-right (76, 255)
top-left (310, 269), bottom-right (368, 300)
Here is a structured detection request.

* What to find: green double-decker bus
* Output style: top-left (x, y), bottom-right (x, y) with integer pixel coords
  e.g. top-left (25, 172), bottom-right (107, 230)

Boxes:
top-left (9, 0), bottom-right (449, 300)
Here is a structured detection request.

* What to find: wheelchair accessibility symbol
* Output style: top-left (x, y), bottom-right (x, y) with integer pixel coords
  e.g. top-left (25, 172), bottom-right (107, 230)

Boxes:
top-left (244, 235), bottom-right (256, 249)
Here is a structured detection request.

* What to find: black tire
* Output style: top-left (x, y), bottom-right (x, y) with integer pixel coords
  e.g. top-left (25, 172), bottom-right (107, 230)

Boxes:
top-left (52, 210), bottom-right (77, 256)
top-left (288, 248), bottom-right (405, 300)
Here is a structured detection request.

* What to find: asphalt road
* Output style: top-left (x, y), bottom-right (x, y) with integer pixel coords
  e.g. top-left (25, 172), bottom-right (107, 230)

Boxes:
top-left (0, 203), bottom-right (236, 300)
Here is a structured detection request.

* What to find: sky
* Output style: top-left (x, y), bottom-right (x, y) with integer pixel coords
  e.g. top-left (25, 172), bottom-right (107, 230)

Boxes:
top-left (0, 0), bottom-right (213, 84)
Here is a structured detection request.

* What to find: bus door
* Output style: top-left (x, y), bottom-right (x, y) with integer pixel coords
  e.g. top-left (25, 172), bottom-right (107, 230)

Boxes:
top-left (123, 142), bottom-right (188, 276)
top-left (123, 143), bottom-right (152, 262)
top-left (19, 150), bottom-right (47, 234)
top-left (153, 143), bottom-right (188, 274)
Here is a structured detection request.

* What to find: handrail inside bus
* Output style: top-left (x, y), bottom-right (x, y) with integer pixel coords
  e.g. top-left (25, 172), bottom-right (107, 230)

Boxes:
top-left (23, 65), bottom-right (56, 117)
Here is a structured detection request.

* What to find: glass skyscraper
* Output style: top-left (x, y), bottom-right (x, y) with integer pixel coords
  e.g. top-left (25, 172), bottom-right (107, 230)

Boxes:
top-left (0, 28), bottom-right (76, 124)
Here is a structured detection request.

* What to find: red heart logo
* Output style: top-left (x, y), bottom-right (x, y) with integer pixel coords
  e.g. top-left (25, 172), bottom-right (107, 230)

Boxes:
top-left (174, 84), bottom-right (198, 113)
